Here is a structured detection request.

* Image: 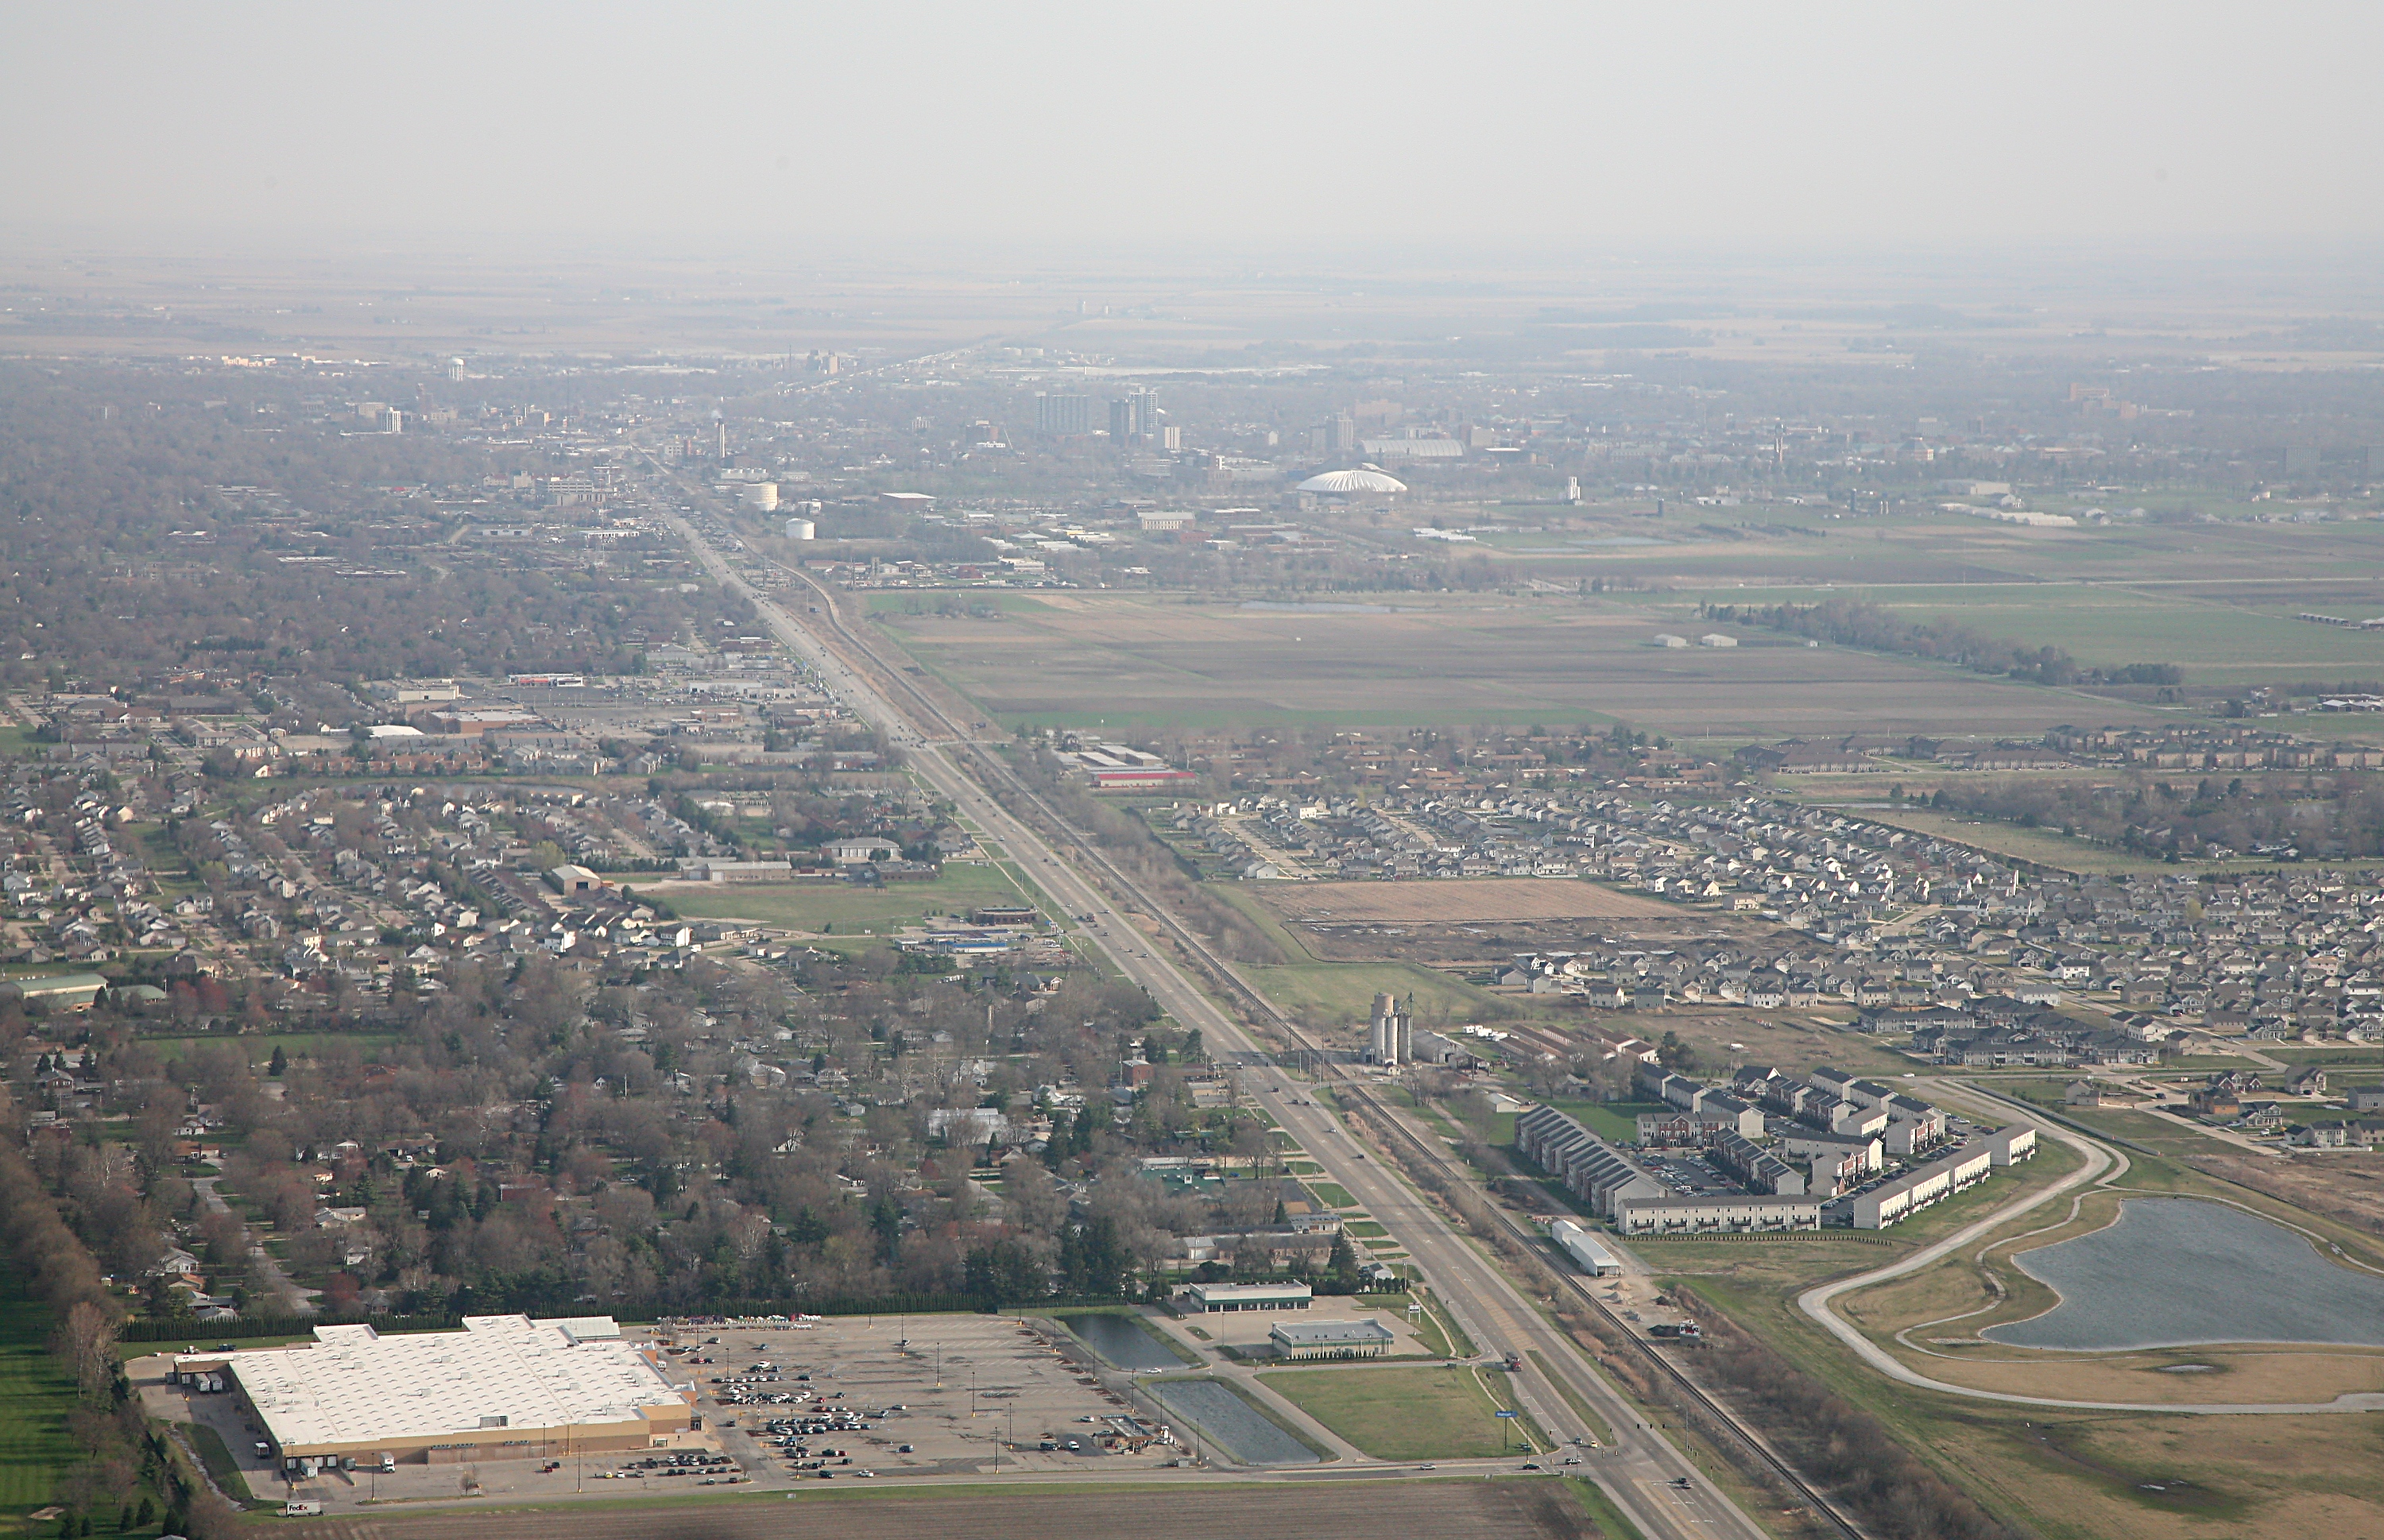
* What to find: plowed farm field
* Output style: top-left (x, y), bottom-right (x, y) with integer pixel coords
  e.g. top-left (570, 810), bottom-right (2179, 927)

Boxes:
top-left (1254, 879), bottom-right (1676, 925)
top-left (295, 1478), bottom-right (1597, 1540)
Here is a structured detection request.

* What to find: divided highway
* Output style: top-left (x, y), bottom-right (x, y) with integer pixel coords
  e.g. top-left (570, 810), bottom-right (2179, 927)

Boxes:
top-left (660, 503), bottom-right (1785, 1540)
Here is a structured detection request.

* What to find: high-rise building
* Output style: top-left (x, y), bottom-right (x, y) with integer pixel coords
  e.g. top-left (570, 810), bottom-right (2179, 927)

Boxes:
top-left (1109, 393), bottom-right (1146, 442)
top-left (714, 421), bottom-right (729, 461)
top-left (1036, 393), bottom-right (1093, 435)
top-left (1368, 992), bottom-right (1411, 1067)
top-left (447, 358), bottom-right (466, 383)
top-left (1326, 414), bottom-right (1357, 455)
top-left (379, 407), bottom-right (404, 435)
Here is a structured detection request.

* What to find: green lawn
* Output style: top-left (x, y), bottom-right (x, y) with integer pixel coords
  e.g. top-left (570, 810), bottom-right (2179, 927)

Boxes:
top-left (185, 1423), bottom-right (253, 1502)
top-left (661, 864), bottom-right (1038, 934)
top-left (1537, 1100), bottom-right (1670, 1146)
top-left (0, 1278), bottom-right (75, 1522)
top-left (1305, 1182), bottom-right (1359, 1210)
top-left (1411, 1289), bottom-right (1476, 1359)
top-left (1259, 1366), bottom-right (1541, 1460)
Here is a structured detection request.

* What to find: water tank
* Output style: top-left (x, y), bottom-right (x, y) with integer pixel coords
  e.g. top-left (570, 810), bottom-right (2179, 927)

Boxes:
top-left (740, 482), bottom-right (780, 513)
top-left (782, 516), bottom-right (815, 540)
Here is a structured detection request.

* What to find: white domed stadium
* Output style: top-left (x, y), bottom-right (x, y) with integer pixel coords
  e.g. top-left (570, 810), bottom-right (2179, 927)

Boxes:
top-left (1297, 466), bottom-right (1407, 494)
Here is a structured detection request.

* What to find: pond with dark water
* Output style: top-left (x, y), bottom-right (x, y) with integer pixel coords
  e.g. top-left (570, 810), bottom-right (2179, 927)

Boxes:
top-left (1146, 1379), bottom-right (1319, 1465)
top-left (1058, 1313), bottom-right (1183, 1372)
top-left (1981, 1198), bottom-right (2384, 1351)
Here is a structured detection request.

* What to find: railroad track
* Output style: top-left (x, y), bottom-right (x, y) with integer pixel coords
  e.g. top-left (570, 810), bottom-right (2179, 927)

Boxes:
top-left (776, 569), bottom-right (1868, 1540)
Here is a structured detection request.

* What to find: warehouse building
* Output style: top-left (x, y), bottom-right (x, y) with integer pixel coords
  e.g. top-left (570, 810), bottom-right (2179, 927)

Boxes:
top-left (1616, 1193), bottom-right (1821, 1235)
top-left (1270, 1318), bottom-right (1396, 1360)
top-left (180, 1315), bottom-right (691, 1473)
top-left (1548, 1219), bottom-right (1623, 1276)
top-left (1851, 1147), bottom-right (1995, 1229)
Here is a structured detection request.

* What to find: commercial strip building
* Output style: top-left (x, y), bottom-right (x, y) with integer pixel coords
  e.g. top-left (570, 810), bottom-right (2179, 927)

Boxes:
top-left (1269, 1319), bottom-right (1396, 1360)
top-left (174, 1315), bottom-right (691, 1472)
top-left (1178, 1281), bottom-right (1313, 1314)
top-left (1616, 1193), bottom-right (1821, 1235)
top-left (1851, 1147), bottom-right (1994, 1229)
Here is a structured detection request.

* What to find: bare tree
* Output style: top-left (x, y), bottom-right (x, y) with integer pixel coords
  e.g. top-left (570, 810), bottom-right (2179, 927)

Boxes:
top-left (56, 1300), bottom-right (118, 1400)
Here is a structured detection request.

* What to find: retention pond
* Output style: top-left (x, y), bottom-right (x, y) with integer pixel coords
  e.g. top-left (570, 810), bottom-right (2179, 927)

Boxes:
top-left (1147, 1379), bottom-right (1320, 1465)
top-left (1058, 1313), bottom-right (1184, 1372)
top-left (1982, 1197), bottom-right (2384, 1351)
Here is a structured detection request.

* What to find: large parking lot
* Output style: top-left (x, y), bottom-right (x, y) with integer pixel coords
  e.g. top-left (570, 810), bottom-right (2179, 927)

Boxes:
top-left (131, 1312), bottom-right (1187, 1515)
top-left (683, 1314), bottom-right (1186, 1481)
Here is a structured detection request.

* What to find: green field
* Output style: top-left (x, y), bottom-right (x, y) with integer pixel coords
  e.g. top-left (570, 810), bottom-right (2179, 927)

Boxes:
top-left (661, 863), bottom-right (1038, 934)
top-left (1259, 1365), bottom-right (1541, 1460)
top-left (1525, 1100), bottom-right (1670, 1147)
top-left (867, 589), bottom-right (2176, 740)
top-left (1244, 961), bottom-right (1506, 1032)
top-left (0, 1279), bottom-right (75, 1524)
top-left (1675, 577), bottom-right (2384, 682)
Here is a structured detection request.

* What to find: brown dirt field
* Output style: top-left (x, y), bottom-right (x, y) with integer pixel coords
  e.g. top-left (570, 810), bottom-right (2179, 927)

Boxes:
top-left (296, 1479), bottom-right (1591, 1540)
top-left (1887, 1344), bottom-right (2384, 1405)
top-left (2184, 1151), bottom-right (2384, 1243)
top-left (1256, 879), bottom-right (1675, 924)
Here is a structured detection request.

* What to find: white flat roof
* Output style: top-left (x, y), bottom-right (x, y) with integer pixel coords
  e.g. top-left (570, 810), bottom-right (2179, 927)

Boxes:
top-left (1271, 1318), bottom-right (1395, 1345)
top-left (1187, 1282), bottom-right (1313, 1299)
top-left (225, 1314), bottom-right (680, 1453)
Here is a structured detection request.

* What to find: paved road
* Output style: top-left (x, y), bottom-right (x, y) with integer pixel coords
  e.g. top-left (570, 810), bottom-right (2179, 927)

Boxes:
top-left (190, 1175), bottom-right (317, 1317)
top-left (659, 501), bottom-right (1771, 1540)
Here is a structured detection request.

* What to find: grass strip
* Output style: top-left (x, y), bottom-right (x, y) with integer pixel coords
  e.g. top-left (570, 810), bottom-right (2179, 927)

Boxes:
top-left (1527, 1349), bottom-right (1614, 1445)
top-left (187, 1422), bottom-right (254, 1503)
top-left (1568, 1475), bottom-right (1651, 1540)
top-left (1413, 1288), bottom-right (1476, 1360)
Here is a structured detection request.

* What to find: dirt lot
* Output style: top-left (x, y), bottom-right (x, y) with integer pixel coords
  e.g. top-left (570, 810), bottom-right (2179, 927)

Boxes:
top-left (1291, 915), bottom-right (1739, 965)
top-left (292, 1476), bottom-right (1595, 1540)
top-left (1256, 880), bottom-right (1675, 925)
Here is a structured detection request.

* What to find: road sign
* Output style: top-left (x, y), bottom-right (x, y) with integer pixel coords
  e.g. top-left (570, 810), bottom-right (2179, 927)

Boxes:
top-left (1495, 1410), bottom-right (1519, 1418)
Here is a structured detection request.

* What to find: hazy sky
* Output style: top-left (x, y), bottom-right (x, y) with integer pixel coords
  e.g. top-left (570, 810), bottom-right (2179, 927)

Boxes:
top-left (6, 2), bottom-right (2380, 260)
